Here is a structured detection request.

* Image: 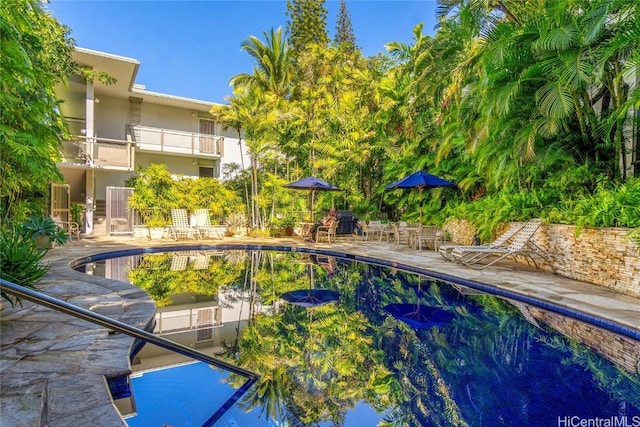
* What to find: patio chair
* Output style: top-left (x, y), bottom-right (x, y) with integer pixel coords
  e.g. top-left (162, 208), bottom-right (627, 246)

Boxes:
top-left (363, 220), bottom-right (383, 241)
top-left (316, 220), bottom-right (339, 243)
top-left (416, 225), bottom-right (442, 251)
top-left (438, 222), bottom-right (524, 261)
top-left (450, 219), bottom-right (545, 269)
top-left (390, 222), bottom-right (412, 248)
top-left (194, 208), bottom-right (225, 240)
top-left (51, 215), bottom-right (81, 241)
top-left (169, 209), bottom-right (201, 240)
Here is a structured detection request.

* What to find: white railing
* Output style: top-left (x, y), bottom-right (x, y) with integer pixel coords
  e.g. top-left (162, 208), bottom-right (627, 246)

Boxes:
top-left (128, 124), bottom-right (224, 157)
top-left (60, 137), bottom-right (135, 171)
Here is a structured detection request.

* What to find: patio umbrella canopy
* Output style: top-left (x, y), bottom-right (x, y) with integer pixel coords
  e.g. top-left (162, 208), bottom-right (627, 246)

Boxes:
top-left (283, 176), bottom-right (341, 221)
top-left (385, 171), bottom-right (456, 224)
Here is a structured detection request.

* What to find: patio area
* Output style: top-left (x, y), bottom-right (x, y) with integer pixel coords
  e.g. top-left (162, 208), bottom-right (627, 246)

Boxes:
top-left (1, 233), bottom-right (639, 426)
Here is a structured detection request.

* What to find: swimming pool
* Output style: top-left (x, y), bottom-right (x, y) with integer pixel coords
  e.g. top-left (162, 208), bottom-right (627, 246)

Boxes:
top-left (75, 246), bottom-right (640, 426)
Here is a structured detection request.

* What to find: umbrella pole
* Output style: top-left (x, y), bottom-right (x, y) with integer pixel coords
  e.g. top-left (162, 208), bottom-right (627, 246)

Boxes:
top-left (310, 190), bottom-right (315, 222)
top-left (419, 186), bottom-right (423, 225)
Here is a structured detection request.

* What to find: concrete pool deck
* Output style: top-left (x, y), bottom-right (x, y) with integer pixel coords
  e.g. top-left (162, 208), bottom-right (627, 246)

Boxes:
top-left (1, 234), bottom-right (639, 425)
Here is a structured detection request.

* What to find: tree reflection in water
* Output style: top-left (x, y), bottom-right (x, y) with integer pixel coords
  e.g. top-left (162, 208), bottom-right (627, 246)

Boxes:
top-left (124, 249), bottom-right (640, 426)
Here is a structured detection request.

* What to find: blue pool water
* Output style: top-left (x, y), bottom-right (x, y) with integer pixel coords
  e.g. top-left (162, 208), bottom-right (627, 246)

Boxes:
top-left (76, 246), bottom-right (640, 426)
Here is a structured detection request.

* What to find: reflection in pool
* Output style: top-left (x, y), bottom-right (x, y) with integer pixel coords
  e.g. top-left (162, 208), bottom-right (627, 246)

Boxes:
top-left (79, 248), bottom-right (640, 426)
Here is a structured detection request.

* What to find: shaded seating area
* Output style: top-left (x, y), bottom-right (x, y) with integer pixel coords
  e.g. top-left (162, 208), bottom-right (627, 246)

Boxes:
top-left (169, 209), bottom-right (201, 240)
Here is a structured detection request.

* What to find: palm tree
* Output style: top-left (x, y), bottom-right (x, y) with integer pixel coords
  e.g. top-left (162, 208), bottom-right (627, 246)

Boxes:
top-left (230, 27), bottom-right (292, 99)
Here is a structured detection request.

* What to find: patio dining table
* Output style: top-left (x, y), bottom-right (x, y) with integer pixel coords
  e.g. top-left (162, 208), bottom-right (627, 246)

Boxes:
top-left (404, 227), bottom-right (422, 249)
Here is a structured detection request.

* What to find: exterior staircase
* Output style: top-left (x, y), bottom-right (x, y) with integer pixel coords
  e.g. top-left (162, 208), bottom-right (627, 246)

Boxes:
top-left (92, 199), bottom-right (107, 236)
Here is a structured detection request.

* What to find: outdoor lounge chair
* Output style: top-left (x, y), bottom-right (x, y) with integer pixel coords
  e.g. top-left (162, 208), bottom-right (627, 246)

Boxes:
top-left (438, 222), bottom-right (524, 261)
top-left (169, 208), bottom-right (201, 240)
top-left (190, 252), bottom-right (211, 270)
top-left (194, 209), bottom-right (225, 239)
top-left (449, 219), bottom-right (546, 269)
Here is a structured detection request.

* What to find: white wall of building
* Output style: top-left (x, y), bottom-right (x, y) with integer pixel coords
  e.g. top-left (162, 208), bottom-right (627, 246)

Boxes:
top-left (95, 95), bottom-right (130, 140)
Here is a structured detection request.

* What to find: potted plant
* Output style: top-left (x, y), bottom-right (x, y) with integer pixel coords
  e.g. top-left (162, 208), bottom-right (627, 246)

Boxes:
top-left (280, 213), bottom-right (297, 237)
top-left (19, 216), bottom-right (68, 249)
top-left (146, 213), bottom-right (167, 240)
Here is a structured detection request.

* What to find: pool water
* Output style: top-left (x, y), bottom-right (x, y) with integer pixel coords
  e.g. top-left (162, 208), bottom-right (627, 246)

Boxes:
top-left (78, 247), bottom-right (640, 426)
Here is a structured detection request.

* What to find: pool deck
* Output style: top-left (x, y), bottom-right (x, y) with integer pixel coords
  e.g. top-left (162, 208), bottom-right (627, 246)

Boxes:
top-left (1, 234), bottom-right (639, 426)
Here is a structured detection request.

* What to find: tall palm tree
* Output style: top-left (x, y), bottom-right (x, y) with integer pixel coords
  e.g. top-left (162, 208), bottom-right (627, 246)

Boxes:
top-left (229, 27), bottom-right (292, 99)
top-left (218, 88), bottom-right (279, 229)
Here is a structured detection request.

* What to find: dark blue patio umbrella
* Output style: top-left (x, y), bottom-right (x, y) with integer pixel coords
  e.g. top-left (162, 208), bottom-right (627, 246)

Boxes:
top-left (283, 176), bottom-right (341, 221)
top-left (385, 171), bottom-right (456, 224)
top-left (383, 303), bottom-right (454, 329)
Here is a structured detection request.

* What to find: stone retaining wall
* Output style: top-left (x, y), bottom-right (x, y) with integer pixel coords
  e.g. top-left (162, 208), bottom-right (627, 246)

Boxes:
top-left (443, 219), bottom-right (640, 298)
top-left (531, 224), bottom-right (639, 298)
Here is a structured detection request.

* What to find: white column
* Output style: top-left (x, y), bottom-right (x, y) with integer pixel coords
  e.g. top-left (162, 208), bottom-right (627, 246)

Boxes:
top-left (85, 79), bottom-right (95, 234)
top-left (85, 170), bottom-right (94, 235)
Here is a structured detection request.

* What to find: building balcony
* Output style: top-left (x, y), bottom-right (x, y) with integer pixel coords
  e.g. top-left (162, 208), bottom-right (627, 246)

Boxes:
top-left (127, 124), bottom-right (224, 158)
top-left (60, 137), bottom-right (135, 171)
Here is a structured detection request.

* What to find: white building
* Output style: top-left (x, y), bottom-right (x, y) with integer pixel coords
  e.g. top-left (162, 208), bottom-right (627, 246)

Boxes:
top-left (54, 47), bottom-right (248, 235)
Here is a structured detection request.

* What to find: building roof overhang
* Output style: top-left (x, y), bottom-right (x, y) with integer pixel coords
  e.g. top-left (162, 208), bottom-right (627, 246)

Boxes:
top-left (70, 47), bottom-right (222, 111)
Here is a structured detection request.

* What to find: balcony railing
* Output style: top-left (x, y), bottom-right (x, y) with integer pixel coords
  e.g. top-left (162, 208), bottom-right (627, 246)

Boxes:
top-left (60, 137), bottom-right (135, 171)
top-left (127, 124), bottom-right (224, 157)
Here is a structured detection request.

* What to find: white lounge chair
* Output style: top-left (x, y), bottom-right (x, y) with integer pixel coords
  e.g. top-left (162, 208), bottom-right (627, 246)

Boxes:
top-left (169, 209), bottom-right (200, 240)
top-left (439, 222), bottom-right (524, 261)
top-left (450, 219), bottom-right (546, 269)
top-left (194, 209), bottom-right (225, 239)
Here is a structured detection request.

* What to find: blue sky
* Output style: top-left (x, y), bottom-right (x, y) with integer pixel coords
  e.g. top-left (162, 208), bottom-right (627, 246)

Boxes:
top-left (47, 1), bottom-right (438, 104)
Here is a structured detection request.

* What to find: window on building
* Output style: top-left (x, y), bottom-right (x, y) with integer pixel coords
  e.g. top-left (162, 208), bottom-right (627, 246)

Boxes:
top-left (199, 166), bottom-right (215, 178)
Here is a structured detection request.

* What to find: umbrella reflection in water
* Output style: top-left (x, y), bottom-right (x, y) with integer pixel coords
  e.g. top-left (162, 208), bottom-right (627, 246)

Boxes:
top-left (280, 256), bottom-right (339, 308)
top-left (383, 303), bottom-right (454, 329)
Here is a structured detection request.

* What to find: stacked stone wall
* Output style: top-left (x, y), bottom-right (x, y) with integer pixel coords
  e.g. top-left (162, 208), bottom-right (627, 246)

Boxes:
top-left (442, 219), bottom-right (640, 297)
top-left (531, 224), bottom-right (640, 298)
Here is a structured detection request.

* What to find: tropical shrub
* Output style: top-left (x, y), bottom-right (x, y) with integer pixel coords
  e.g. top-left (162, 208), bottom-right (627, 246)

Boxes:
top-left (0, 226), bottom-right (50, 306)
top-left (126, 164), bottom-right (245, 226)
top-left (19, 215), bottom-right (68, 246)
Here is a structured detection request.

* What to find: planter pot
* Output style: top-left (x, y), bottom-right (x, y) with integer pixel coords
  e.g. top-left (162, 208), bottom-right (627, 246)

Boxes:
top-left (134, 226), bottom-right (149, 239)
top-left (283, 227), bottom-right (294, 237)
top-left (149, 227), bottom-right (164, 240)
